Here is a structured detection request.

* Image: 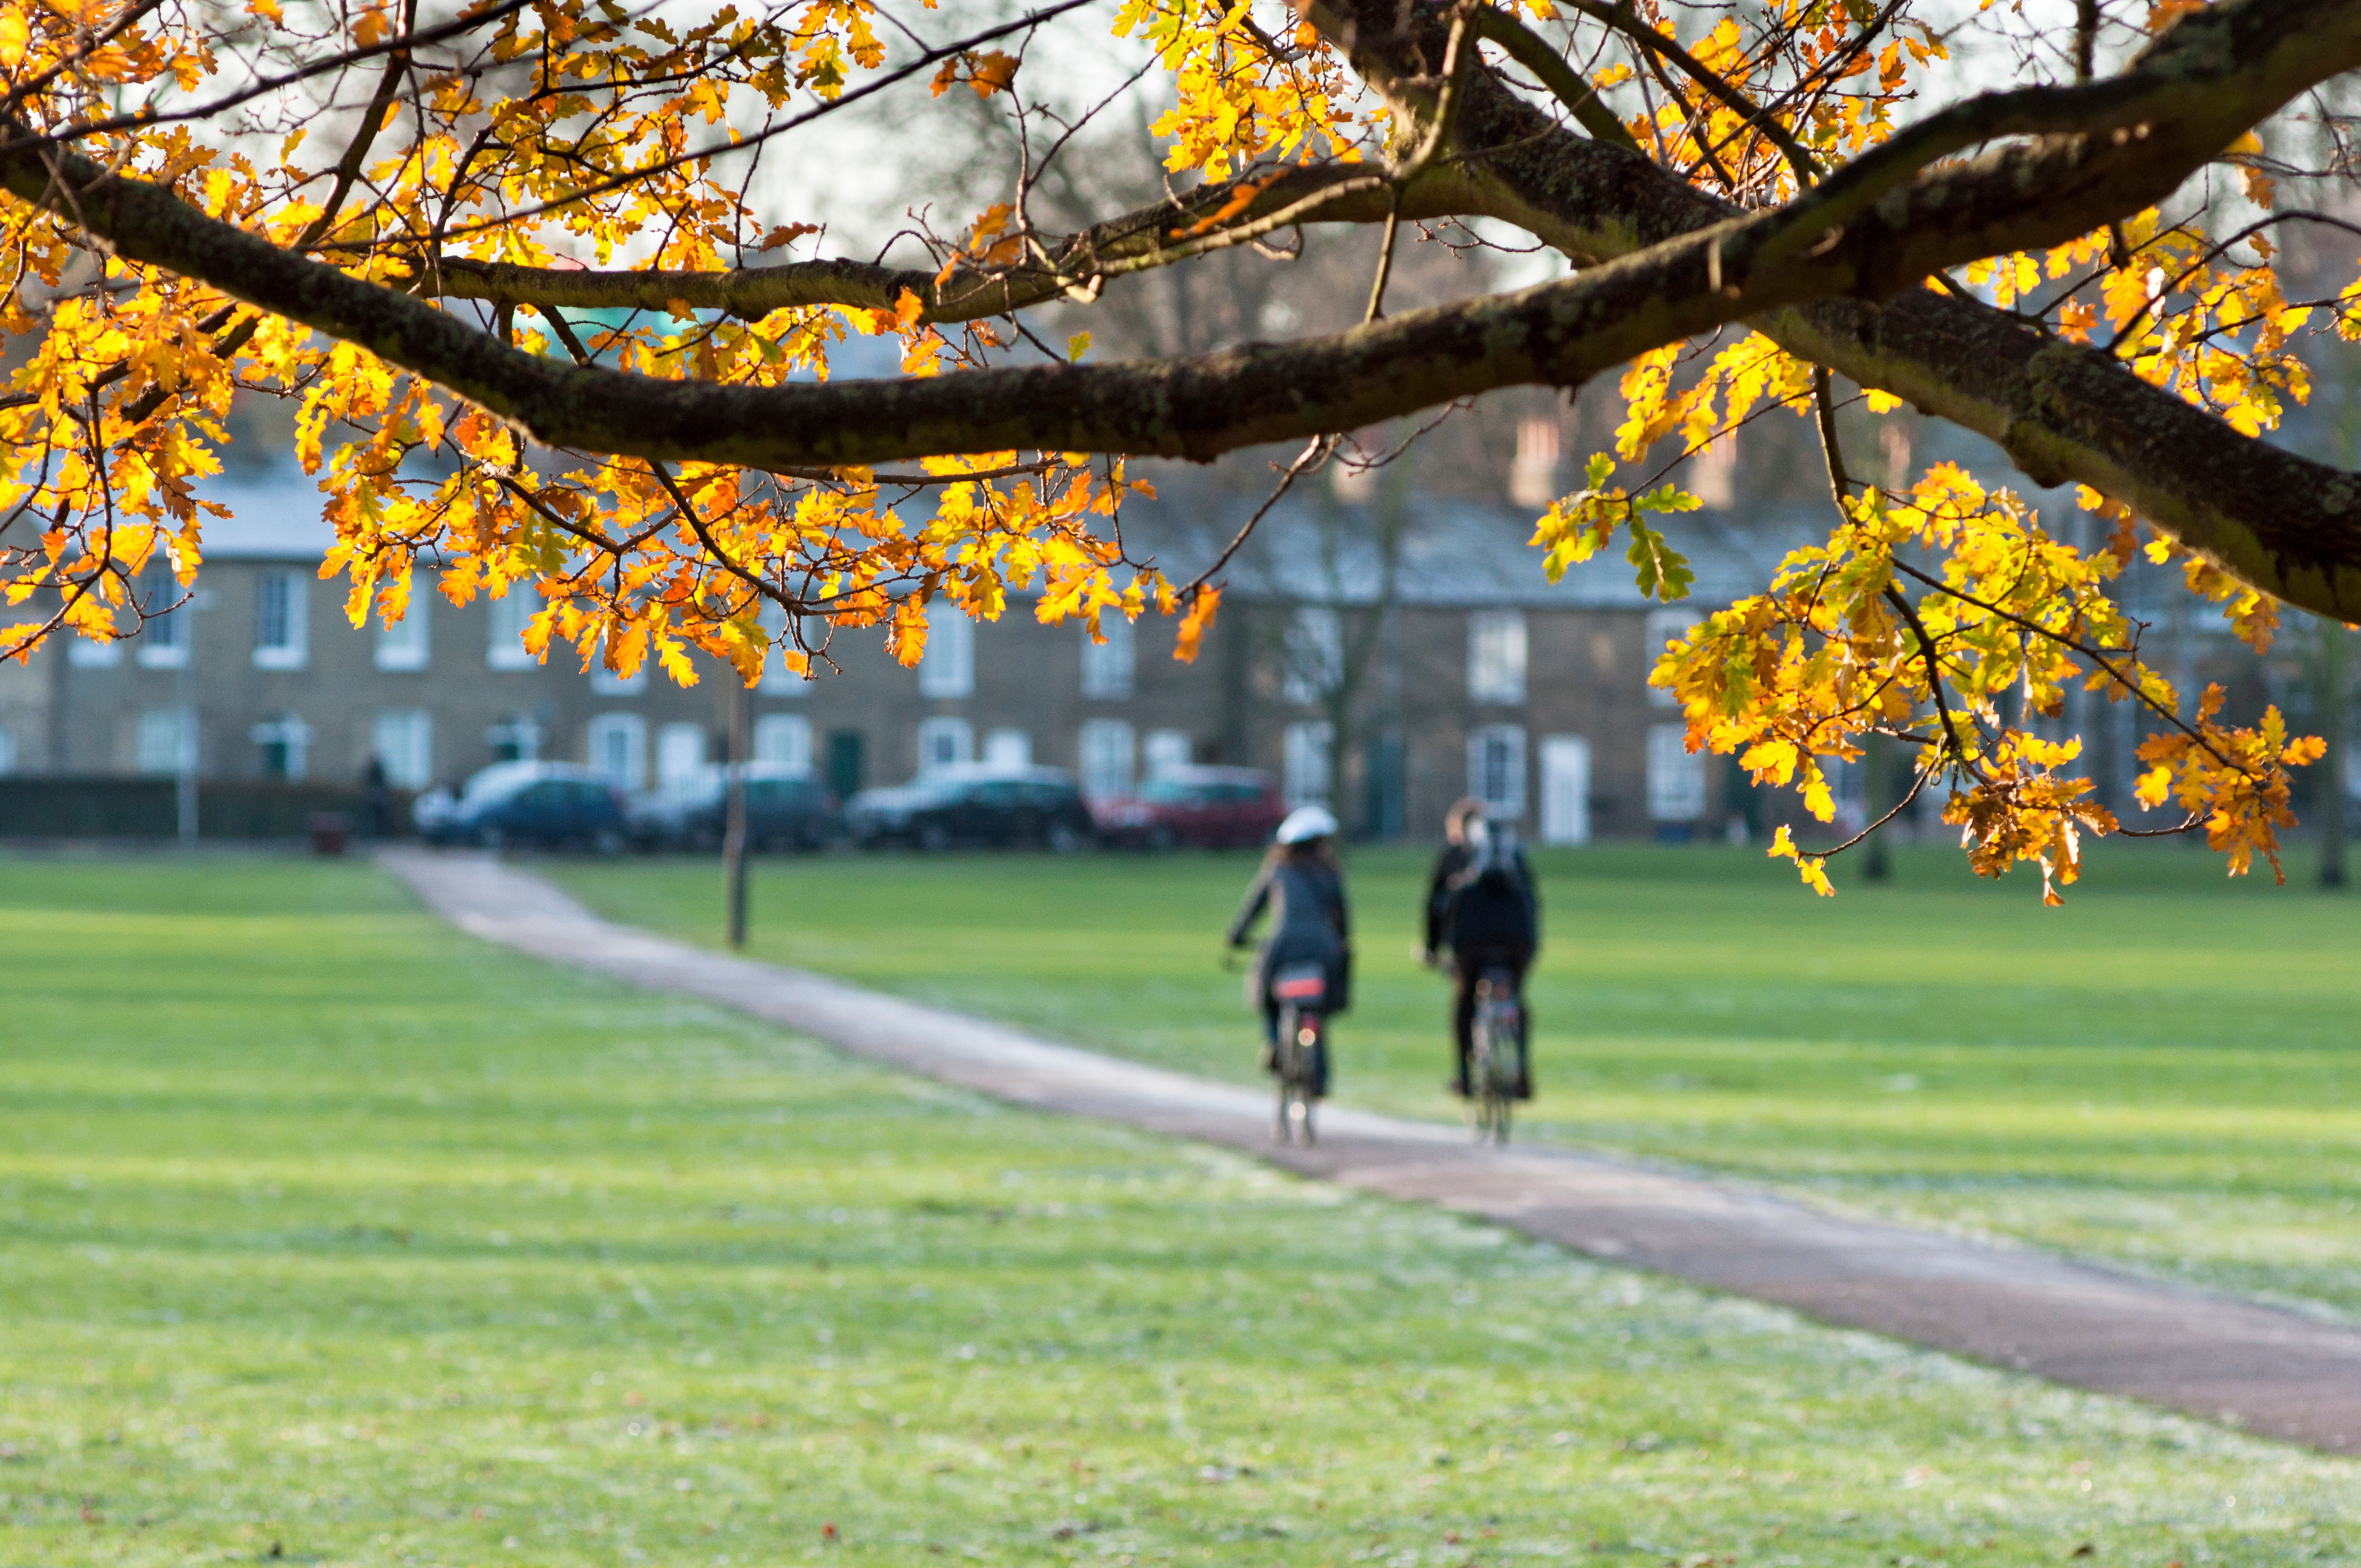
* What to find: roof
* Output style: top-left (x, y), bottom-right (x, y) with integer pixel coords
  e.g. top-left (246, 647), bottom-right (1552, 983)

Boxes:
top-left (181, 453), bottom-right (1815, 611)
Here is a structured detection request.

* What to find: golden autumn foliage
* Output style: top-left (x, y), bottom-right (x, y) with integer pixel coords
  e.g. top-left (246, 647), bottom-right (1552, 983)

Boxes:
top-left (2, 0), bottom-right (2358, 893)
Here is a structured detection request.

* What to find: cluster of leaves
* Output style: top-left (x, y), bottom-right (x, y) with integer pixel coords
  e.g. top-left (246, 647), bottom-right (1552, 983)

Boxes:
top-left (0, 0), bottom-right (2345, 897)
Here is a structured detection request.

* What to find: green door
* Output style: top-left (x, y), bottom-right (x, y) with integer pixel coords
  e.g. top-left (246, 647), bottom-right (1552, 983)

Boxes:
top-left (827, 729), bottom-right (864, 802)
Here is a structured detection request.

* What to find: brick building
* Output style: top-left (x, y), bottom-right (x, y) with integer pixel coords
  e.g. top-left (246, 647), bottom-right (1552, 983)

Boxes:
top-left (9, 455), bottom-right (1809, 842)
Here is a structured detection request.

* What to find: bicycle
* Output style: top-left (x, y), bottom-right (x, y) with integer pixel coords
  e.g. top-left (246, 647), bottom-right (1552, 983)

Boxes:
top-left (1468, 962), bottom-right (1524, 1146)
top-left (1267, 962), bottom-right (1328, 1146)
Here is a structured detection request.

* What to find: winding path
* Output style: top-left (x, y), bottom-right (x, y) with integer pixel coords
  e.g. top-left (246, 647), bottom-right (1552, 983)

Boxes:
top-left (382, 846), bottom-right (2361, 1455)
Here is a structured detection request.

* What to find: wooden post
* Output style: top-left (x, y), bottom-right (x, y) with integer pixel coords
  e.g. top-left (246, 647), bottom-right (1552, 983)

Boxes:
top-left (725, 679), bottom-right (751, 948)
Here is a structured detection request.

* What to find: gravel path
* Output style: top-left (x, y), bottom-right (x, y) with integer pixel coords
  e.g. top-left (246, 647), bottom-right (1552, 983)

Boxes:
top-left (383, 846), bottom-right (2361, 1454)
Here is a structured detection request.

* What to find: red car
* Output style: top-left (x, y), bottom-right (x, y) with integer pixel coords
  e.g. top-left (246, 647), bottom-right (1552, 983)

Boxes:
top-left (1094, 766), bottom-right (1291, 850)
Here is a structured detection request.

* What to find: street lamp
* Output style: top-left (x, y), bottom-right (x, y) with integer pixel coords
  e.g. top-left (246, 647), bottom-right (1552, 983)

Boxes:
top-left (172, 587), bottom-right (217, 848)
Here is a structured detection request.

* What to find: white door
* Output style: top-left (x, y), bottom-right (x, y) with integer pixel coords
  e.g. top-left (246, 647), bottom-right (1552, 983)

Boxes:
top-left (656, 722), bottom-right (708, 790)
top-left (1540, 734), bottom-right (1591, 846)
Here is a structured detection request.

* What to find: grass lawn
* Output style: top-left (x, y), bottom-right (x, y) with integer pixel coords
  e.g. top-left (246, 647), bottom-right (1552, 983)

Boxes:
top-left (552, 840), bottom-right (2361, 1324)
top-left (5, 852), bottom-right (2360, 1565)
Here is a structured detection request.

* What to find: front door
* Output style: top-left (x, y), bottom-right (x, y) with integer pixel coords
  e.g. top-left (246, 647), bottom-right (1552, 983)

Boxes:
top-left (1539, 734), bottom-right (1591, 846)
top-left (827, 729), bottom-right (864, 802)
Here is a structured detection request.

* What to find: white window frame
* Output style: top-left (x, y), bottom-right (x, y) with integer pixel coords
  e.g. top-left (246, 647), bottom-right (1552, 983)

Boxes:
top-left (589, 659), bottom-right (648, 695)
top-left (754, 713), bottom-right (814, 772)
top-left (1080, 618), bottom-right (1136, 700)
top-left (252, 570), bottom-right (309, 671)
top-left (137, 573), bottom-right (189, 669)
top-left (249, 712), bottom-right (314, 780)
top-left (656, 722), bottom-right (709, 790)
top-left (373, 594), bottom-right (429, 671)
top-left (1142, 729), bottom-right (1191, 780)
top-left (1282, 607), bottom-right (1343, 706)
top-left (486, 591), bottom-right (540, 671)
top-left (1645, 608), bottom-right (1700, 709)
top-left (587, 713), bottom-right (649, 793)
top-left (69, 636), bottom-right (122, 668)
top-left (0, 726), bottom-right (17, 777)
top-left (484, 716), bottom-right (542, 764)
top-left (1467, 610), bottom-right (1528, 705)
top-left (1467, 723), bottom-right (1527, 821)
top-left (757, 601), bottom-right (807, 694)
top-left (1079, 718), bottom-right (1135, 803)
top-left (917, 716), bottom-right (973, 774)
top-left (917, 614), bottom-right (974, 699)
top-left (982, 727), bottom-right (1032, 768)
top-left (1647, 722), bottom-right (1709, 822)
top-left (135, 708), bottom-right (196, 774)
top-left (1539, 733), bottom-right (1591, 846)
top-left (1283, 720), bottom-right (1332, 808)
top-left (372, 709), bottom-right (434, 790)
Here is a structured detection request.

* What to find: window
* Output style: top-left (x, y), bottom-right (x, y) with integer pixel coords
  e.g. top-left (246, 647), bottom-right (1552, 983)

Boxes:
top-left (1467, 723), bottom-right (1527, 820)
top-left (1467, 611), bottom-right (1528, 705)
top-left (1647, 722), bottom-right (1707, 821)
top-left (0, 726), bottom-right (15, 776)
top-left (982, 727), bottom-right (1031, 767)
top-left (1283, 720), bottom-right (1332, 807)
top-left (1645, 609), bottom-right (1700, 709)
top-left (135, 708), bottom-right (195, 774)
top-left (486, 590), bottom-right (538, 669)
top-left (251, 712), bottom-right (312, 780)
top-left (1539, 733), bottom-right (1590, 846)
top-left (1282, 607), bottom-right (1342, 705)
top-left (253, 571), bottom-right (308, 669)
top-left (758, 601), bottom-right (807, 693)
top-left (374, 595), bottom-right (429, 671)
top-left (656, 723), bottom-right (709, 790)
top-left (916, 716), bottom-right (973, 774)
top-left (137, 568), bottom-right (188, 669)
top-left (755, 713), bottom-right (814, 772)
top-left (589, 658), bottom-right (648, 695)
top-left (1691, 432), bottom-right (1737, 508)
top-left (587, 713), bottom-right (649, 793)
top-left (485, 715), bottom-right (541, 763)
top-left (372, 709), bottom-right (433, 789)
top-left (1508, 416), bottom-right (1562, 509)
top-left (1143, 728), bottom-right (1191, 780)
top-left (918, 614), bottom-right (973, 698)
top-left (68, 635), bottom-right (121, 668)
top-left (1079, 718), bottom-right (1134, 803)
top-left (1081, 618), bottom-right (1135, 699)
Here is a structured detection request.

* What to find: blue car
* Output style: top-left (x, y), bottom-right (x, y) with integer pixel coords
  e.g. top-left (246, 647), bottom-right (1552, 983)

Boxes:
top-left (416, 762), bottom-right (628, 852)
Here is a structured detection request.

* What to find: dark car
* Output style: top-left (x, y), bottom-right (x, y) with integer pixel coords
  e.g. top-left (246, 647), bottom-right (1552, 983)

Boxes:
top-left (416, 761), bottom-right (627, 852)
top-left (846, 764), bottom-right (1094, 852)
top-left (1091, 766), bottom-right (1289, 850)
top-left (626, 763), bottom-right (839, 851)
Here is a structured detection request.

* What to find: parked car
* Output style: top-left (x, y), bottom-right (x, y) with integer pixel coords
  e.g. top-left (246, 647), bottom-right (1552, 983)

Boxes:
top-left (845, 764), bottom-right (1094, 852)
top-left (416, 761), bottom-right (627, 852)
top-left (626, 763), bottom-right (839, 851)
top-left (1091, 765), bottom-right (1290, 850)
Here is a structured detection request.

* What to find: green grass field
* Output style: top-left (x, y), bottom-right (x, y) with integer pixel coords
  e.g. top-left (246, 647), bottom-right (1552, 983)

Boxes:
top-left (552, 840), bottom-right (2361, 1324)
top-left (7, 852), bottom-right (2361, 1565)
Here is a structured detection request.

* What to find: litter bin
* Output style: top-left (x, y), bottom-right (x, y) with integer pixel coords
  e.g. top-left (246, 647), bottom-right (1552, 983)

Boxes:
top-left (309, 812), bottom-right (351, 857)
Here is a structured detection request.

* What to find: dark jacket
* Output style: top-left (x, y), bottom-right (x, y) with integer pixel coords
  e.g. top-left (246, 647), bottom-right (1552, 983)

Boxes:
top-left (1228, 853), bottom-right (1352, 1013)
top-left (1423, 842), bottom-right (1474, 954)
top-left (1443, 845), bottom-right (1539, 959)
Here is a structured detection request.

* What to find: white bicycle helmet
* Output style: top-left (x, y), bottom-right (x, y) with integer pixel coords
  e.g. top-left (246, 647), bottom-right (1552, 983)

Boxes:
top-left (1275, 805), bottom-right (1340, 845)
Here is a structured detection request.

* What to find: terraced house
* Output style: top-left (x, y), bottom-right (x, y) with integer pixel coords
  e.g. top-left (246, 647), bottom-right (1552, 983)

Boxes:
top-left (8, 446), bottom-right (1807, 842)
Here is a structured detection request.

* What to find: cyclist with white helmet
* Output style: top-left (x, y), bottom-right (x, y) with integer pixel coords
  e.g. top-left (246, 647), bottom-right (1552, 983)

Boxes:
top-left (1225, 805), bottom-right (1352, 1095)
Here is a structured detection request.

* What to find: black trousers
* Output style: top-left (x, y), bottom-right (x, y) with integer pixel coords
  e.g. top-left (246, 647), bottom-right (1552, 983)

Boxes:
top-left (1452, 947), bottom-right (1532, 1098)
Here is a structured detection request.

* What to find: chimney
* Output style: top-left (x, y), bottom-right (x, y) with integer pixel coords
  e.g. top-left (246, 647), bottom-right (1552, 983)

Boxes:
top-left (1509, 416), bottom-right (1562, 509)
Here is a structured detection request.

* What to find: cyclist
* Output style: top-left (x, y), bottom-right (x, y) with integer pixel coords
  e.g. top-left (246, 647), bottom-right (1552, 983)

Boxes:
top-left (1439, 819), bottom-right (1539, 1099)
top-left (1225, 805), bottom-right (1351, 1096)
top-left (1421, 797), bottom-right (1487, 967)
